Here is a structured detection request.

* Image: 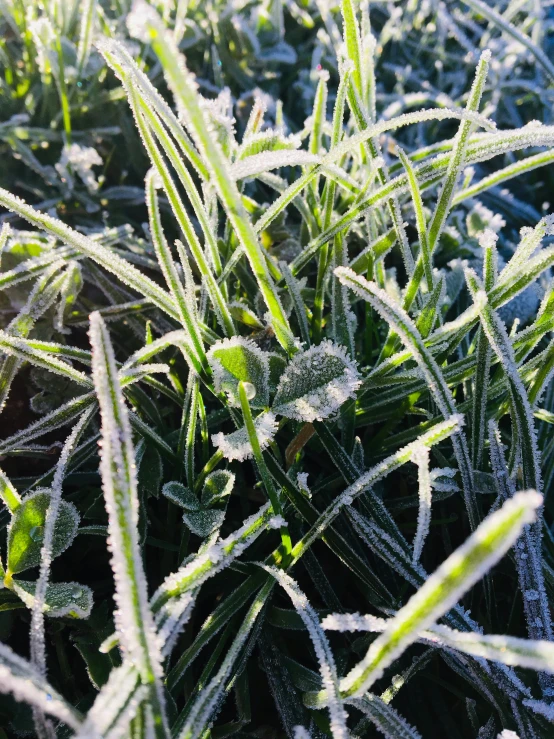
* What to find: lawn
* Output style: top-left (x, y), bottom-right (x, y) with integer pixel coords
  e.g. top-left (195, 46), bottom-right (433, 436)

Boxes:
top-left (0, 1), bottom-right (554, 737)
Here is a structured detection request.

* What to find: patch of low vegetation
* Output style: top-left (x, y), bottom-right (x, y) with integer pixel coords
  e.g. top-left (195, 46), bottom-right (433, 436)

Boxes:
top-left (1, 1), bottom-right (554, 737)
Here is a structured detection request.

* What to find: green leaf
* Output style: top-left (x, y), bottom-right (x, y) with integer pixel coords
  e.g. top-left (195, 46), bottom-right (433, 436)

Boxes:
top-left (201, 470), bottom-right (234, 507)
top-left (183, 508), bottom-right (226, 538)
top-left (12, 579), bottom-right (93, 619)
top-left (208, 337), bottom-right (270, 408)
top-left (162, 482), bottom-right (200, 510)
top-left (7, 490), bottom-right (79, 575)
top-left (272, 340), bottom-right (360, 422)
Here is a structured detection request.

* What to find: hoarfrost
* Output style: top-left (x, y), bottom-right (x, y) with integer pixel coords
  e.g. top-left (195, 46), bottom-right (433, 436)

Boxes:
top-left (211, 412), bottom-right (278, 462)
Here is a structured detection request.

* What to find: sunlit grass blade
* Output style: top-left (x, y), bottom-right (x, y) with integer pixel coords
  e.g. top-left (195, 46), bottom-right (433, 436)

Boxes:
top-left (145, 170), bottom-right (207, 369)
top-left (307, 490), bottom-right (542, 705)
top-left (130, 2), bottom-right (294, 354)
top-left (0, 188), bottom-right (179, 320)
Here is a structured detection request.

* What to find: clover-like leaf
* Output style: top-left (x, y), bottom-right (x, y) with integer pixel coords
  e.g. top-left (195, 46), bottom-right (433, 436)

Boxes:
top-left (207, 336), bottom-right (270, 408)
top-left (201, 470), bottom-right (235, 507)
top-left (272, 340), bottom-right (361, 422)
top-left (12, 579), bottom-right (93, 619)
top-left (7, 490), bottom-right (79, 575)
top-left (182, 509), bottom-right (226, 538)
top-left (161, 482), bottom-right (200, 510)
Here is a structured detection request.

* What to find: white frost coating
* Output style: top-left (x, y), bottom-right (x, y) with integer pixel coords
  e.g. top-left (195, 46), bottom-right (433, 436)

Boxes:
top-left (293, 728), bottom-right (312, 739)
top-left (297, 472), bottom-right (310, 495)
top-left (15, 581), bottom-right (93, 619)
top-left (272, 340), bottom-right (360, 422)
top-left (76, 664), bottom-right (145, 739)
top-left (411, 443), bottom-right (432, 564)
top-left (429, 468), bottom-right (459, 493)
top-left (499, 215), bottom-right (554, 286)
top-left (230, 150), bottom-right (322, 180)
top-left (335, 491), bottom-right (542, 699)
top-left (0, 330), bottom-right (92, 387)
top-left (263, 566), bottom-right (349, 739)
top-left (335, 267), bottom-right (476, 528)
top-left (322, 613), bottom-right (387, 632)
top-left (299, 416), bottom-right (463, 571)
top-left (127, 0), bottom-right (160, 43)
top-left (268, 515), bottom-right (287, 529)
top-left (478, 229), bottom-right (498, 250)
top-left (211, 412), bottom-right (278, 462)
top-left (154, 503), bottom-right (273, 600)
top-left (156, 592), bottom-right (197, 657)
top-left (30, 409), bottom-right (92, 683)
top-left (0, 642), bottom-right (82, 730)
top-left (56, 144), bottom-right (103, 194)
top-left (522, 698), bottom-right (554, 722)
top-left (346, 695), bottom-right (422, 739)
top-left (207, 336), bottom-right (270, 408)
top-left (466, 267), bottom-right (542, 493)
top-left (497, 732), bottom-right (519, 739)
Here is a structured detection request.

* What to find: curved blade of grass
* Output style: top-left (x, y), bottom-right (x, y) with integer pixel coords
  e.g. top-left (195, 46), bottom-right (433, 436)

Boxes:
top-left (175, 578), bottom-right (274, 739)
top-left (0, 188), bottom-right (179, 321)
top-left (465, 269), bottom-right (540, 491)
top-left (347, 695), bottom-right (421, 739)
top-left (262, 566), bottom-right (348, 739)
top-left (145, 170), bottom-right (207, 369)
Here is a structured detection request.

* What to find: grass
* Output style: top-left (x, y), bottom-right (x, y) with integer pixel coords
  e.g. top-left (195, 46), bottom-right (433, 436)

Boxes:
top-left (0, 0), bottom-right (554, 737)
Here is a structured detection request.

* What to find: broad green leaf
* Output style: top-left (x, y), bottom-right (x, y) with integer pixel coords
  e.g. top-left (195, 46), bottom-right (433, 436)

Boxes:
top-left (7, 490), bottom-right (79, 575)
top-left (12, 579), bottom-right (93, 619)
top-left (182, 509), bottom-right (226, 538)
top-left (272, 340), bottom-right (360, 422)
top-left (201, 470), bottom-right (234, 507)
top-left (162, 482), bottom-right (200, 510)
top-left (208, 337), bottom-right (270, 408)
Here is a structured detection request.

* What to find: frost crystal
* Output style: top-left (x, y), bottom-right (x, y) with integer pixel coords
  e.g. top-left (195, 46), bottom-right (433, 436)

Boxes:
top-left (127, 0), bottom-right (159, 43)
top-left (272, 340), bottom-right (360, 422)
top-left (211, 412), bottom-right (278, 462)
top-left (55, 144), bottom-right (103, 194)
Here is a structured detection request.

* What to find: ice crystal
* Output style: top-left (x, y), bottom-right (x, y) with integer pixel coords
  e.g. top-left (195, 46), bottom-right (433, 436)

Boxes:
top-left (55, 144), bottom-right (103, 194)
top-left (411, 442), bottom-right (432, 564)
